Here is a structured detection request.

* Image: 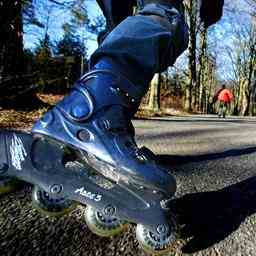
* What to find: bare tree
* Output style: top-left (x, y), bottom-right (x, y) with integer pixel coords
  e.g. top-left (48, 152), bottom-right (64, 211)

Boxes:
top-left (226, 18), bottom-right (256, 116)
top-left (183, 0), bottom-right (198, 111)
top-left (147, 73), bottom-right (161, 112)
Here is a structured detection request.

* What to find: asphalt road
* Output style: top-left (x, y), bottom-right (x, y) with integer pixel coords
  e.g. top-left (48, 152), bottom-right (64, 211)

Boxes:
top-left (1, 115), bottom-right (256, 256)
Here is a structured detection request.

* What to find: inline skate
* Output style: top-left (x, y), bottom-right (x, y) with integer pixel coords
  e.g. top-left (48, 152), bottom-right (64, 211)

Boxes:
top-left (0, 61), bottom-right (177, 255)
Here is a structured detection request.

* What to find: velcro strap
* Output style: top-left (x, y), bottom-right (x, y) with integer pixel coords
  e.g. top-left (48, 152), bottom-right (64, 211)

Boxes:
top-left (77, 70), bottom-right (143, 110)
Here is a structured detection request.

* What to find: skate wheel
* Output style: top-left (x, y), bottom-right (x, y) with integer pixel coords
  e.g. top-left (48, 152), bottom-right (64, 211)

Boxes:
top-left (84, 205), bottom-right (128, 237)
top-left (136, 219), bottom-right (177, 255)
top-left (0, 178), bottom-right (20, 195)
top-left (32, 186), bottom-right (77, 217)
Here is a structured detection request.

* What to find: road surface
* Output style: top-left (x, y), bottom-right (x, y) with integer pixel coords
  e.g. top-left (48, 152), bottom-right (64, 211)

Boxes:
top-left (0, 115), bottom-right (256, 256)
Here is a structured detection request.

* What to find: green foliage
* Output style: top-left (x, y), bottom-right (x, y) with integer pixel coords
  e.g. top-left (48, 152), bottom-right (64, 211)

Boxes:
top-left (56, 31), bottom-right (86, 57)
top-left (31, 30), bottom-right (87, 93)
top-left (56, 31), bottom-right (86, 84)
top-left (63, 0), bottom-right (105, 43)
top-left (23, 49), bottom-right (36, 74)
top-left (70, 0), bottom-right (89, 26)
top-left (35, 34), bottom-right (52, 58)
top-left (22, 0), bottom-right (44, 27)
top-left (87, 16), bottom-right (105, 35)
top-left (34, 34), bottom-right (54, 91)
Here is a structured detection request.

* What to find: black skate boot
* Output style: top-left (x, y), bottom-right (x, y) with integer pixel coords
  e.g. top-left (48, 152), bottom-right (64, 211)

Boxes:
top-left (0, 60), bottom-right (177, 254)
top-left (33, 59), bottom-right (177, 252)
top-left (32, 60), bottom-right (176, 197)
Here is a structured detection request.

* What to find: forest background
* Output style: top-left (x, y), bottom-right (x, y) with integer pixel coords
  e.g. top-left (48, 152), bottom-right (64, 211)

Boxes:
top-left (0, 0), bottom-right (255, 117)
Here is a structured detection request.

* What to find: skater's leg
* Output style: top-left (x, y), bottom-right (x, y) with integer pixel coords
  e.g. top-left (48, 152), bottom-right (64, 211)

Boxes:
top-left (33, 0), bottom-right (188, 148)
top-left (218, 102), bottom-right (222, 117)
top-left (31, 1), bottom-right (187, 246)
top-left (96, 0), bottom-right (136, 43)
top-left (218, 102), bottom-right (223, 117)
top-left (223, 102), bottom-right (227, 118)
top-left (32, 0), bottom-right (187, 205)
top-left (91, 0), bottom-right (188, 89)
top-left (96, 0), bottom-right (136, 31)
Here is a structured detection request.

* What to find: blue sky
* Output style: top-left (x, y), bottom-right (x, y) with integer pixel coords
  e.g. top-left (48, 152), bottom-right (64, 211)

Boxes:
top-left (24, 0), bottom-right (102, 56)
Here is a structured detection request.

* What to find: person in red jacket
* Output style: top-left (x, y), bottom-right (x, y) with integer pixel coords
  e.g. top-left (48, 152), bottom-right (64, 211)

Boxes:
top-left (214, 84), bottom-right (234, 118)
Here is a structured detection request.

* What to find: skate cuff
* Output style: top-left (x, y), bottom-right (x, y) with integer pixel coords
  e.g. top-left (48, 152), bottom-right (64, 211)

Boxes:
top-left (77, 70), bottom-right (143, 108)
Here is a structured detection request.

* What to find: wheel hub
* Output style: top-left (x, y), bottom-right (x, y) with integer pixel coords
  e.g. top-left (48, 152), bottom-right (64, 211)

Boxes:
top-left (32, 186), bottom-right (76, 217)
top-left (84, 205), bottom-right (127, 237)
top-left (136, 219), bottom-right (177, 255)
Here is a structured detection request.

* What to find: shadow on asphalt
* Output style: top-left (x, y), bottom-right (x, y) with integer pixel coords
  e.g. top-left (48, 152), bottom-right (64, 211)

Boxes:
top-left (137, 126), bottom-right (247, 142)
top-left (169, 176), bottom-right (256, 253)
top-left (157, 148), bottom-right (256, 253)
top-left (157, 146), bottom-right (256, 166)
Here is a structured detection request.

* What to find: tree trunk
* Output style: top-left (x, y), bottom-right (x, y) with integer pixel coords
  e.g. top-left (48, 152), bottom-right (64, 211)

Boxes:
top-left (0, 0), bottom-right (24, 82)
top-left (250, 81), bottom-right (256, 115)
top-left (184, 84), bottom-right (192, 111)
top-left (185, 0), bottom-right (198, 112)
top-left (240, 80), bottom-right (250, 116)
top-left (198, 26), bottom-right (208, 112)
top-left (148, 73), bottom-right (161, 112)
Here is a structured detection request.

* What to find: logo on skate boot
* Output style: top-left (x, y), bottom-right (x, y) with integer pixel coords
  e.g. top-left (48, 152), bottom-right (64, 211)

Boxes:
top-left (10, 134), bottom-right (27, 170)
top-left (75, 187), bottom-right (102, 202)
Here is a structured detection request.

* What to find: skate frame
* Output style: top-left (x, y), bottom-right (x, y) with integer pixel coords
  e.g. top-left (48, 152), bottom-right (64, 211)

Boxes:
top-left (0, 130), bottom-right (171, 235)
